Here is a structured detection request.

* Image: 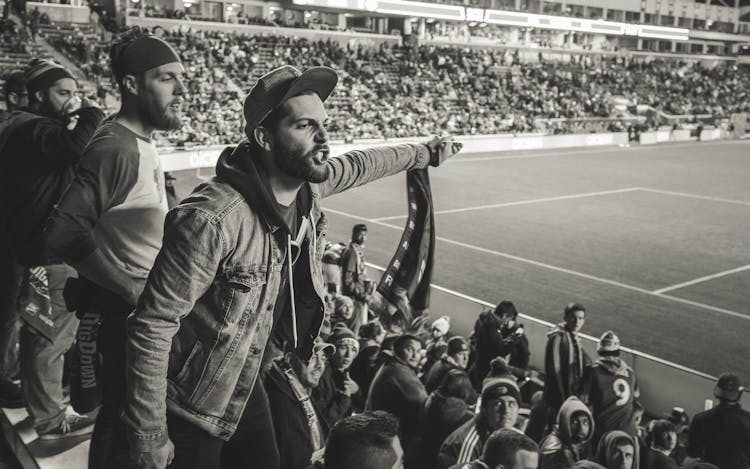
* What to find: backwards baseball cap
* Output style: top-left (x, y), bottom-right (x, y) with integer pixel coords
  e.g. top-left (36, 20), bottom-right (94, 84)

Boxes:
top-left (313, 341), bottom-right (335, 358)
top-left (111, 33), bottom-right (181, 81)
top-left (714, 372), bottom-right (744, 402)
top-left (597, 330), bottom-right (620, 355)
top-left (243, 65), bottom-right (338, 135)
top-left (24, 59), bottom-right (75, 95)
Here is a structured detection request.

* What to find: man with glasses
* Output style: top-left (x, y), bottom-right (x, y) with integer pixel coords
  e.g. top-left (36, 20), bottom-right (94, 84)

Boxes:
top-left (2, 58), bottom-right (104, 439)
top-left (123, 64), bottom-right (461, 469)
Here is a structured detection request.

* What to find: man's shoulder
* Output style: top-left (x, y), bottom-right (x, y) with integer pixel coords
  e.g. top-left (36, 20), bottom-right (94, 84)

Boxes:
top-left (443, 417), bottom-right (476, 445)
top-left (175, 179), bottom-right (250, 225)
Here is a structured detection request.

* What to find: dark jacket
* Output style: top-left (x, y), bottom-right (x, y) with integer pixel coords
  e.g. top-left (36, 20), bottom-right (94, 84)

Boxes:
top-left (425, 355), bottom-right (462, 393)
top-left (349, 343), bottom-right (380, 412)
top-left (543, 323), bottom-right (586, 414)
top-left (265, 362), bottom-right (328, 469)
top-left (437, 416), bottom-right (500, 469)
top-left (473, 311), bottom-right (530, 383)
top-left (540, 396), bottom-right (594, 469)
top-left (124, 142), bottom-right (431, 450)
top-left (416, 391), bottom-right (474, 469)
top-left (643, 449), bottom-right (679, 469)
top-left (366, 353), bottom-right (428, 446)
top-left (687, 403), bottom-right (750, 469)
top-left (2, 108), bottom-right (104, 266)
top-left (310, 365), bottom-right (351, 428)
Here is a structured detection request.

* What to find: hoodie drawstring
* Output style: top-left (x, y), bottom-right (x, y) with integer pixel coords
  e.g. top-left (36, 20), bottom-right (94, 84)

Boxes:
top-left (288, 234), bottom-right (298, 349)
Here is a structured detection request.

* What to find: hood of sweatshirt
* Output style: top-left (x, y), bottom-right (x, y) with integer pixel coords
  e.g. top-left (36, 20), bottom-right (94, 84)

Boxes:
top-left (594, 356), bottom-right (630, 376)
top-left (214, 141), bottom-right (312, 236)
top-left (596, 430), bottom-right (638, 469)
top-left (557, 395), bottom-right (594, 446)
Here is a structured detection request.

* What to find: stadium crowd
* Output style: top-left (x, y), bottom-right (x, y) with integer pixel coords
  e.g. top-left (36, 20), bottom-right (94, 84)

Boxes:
top-left (0, 21), bottom-right (749, 469)
top-left (25, 25), bottom-right (750, 145)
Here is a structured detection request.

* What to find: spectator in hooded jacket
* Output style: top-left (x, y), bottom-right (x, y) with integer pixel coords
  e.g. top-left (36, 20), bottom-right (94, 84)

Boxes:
top-left (417, 369), bottom-right (476, 469)
top-left (366, 334), bottom-right (428, 465)
top-left (687, 372), bottom-right (750, 469)
top-left (264, 341), bottom-right (334, 469)
top-left (312, 324), bottom-right (360, 428)
top-left (581, 331), bottom-right (639, 448)
top-left (425, 336), bottom-right (474, 397)
top-left (350, 320), bottom-right (386, 412)
top-left (472, 301), bottom-right (530, 387)
top-left (541, 396), bottom-right (594, 469)
top-left (643, 420), bottom-right (678, 469)
top-left (543, 303), bottom-right (588, 427)
top-left (437, 361), bottom-right (523, 469)
top-left (595, 431), bottom-right (639, 469)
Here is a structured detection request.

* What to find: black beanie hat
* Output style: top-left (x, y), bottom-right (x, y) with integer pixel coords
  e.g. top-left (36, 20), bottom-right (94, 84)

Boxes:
top-left (24, 59), bottom-right (75, 95)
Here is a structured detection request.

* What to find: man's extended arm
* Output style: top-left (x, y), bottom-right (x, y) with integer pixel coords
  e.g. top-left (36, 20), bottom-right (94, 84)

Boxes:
top-left (317, 136), bottom-right (461, 198)
top-left (123, 207), bottom-right (222, 454)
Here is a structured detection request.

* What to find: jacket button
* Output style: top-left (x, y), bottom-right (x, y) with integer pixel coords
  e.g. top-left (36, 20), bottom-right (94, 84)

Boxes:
top-left (267, 305), bottom-right (273, 311)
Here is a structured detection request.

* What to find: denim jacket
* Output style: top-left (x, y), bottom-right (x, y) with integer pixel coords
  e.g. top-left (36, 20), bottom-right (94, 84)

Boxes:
top-left (124, 141), bottom-right (430, 451)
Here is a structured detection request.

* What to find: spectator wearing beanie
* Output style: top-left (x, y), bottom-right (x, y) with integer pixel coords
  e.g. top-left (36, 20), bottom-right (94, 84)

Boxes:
top-left (541, 396), bottom-right (595, 469)
top-left (264, 342), bottom-right (334, 469)
top-left (595, 431), bottom-right (639, 469)
top-left (425, 336), bottom-right (475, 400)
top-left (3, 58), bottom-right (104, 440)
top-left (349, 320), bottom-right (385, 412)
top-left (580, 331), bottom-right (640, 448)
top-left (312, 324), bottom-right (360, 428)
top-left (330, 294), bottom-right (357, 331)
top-left (422, 315), bottom-right (450, 379)
top-left (367, 334), bottom-right (428, 465)
top-left (644, 420), bottom-right (678, 469)
top-left (416, 369), bottom-right (475, 469)
top-left (471, 301), bottom-right (530, 388)
top-left (543, 303), bottom-right (588, 427)
top-left (663, 407), bottom-right (689, 465)
top-left (437, 360), bottom-right (523, 469)
top-left (687, 372), bottom-right (750, 469)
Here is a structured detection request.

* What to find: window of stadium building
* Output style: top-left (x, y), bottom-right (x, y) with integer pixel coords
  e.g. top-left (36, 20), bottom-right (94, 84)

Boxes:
top-left (660, 14), bottom-right (675, 26)
top-left (566, 4), bottom-right (585, 18)
top-left (543, 1), bottom-right (562, 14)
top-left (679, 16), bottom-right (692, 28)
top-left (606, 8), bottom-right (624, 21)
top-left (709, 21), bottom-right (735, 33)
top-left (587, 6), bottom-right (603, 19)
top-left (625, 10), bottom-right (640, 23)
top-left (495, 0), bottom-right (517, 11)
top-left (520, 0), bottom-right (541, 13)
top-left (693, 18), bottom-right (706, 29)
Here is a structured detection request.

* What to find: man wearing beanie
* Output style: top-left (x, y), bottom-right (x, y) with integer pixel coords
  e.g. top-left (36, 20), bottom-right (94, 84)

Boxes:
top-left (312, 324), bottom-right (360, 428)
top-left (119, 59), bottom-right (461, 469)
top-left (425, 336), bottom-right (474, 398)
top-left (44, 27), bottom-right (183, 467)
top-left (687, 372), bottom-right (750, 469)
top-left (543, 302), bottom-right (588, 427)
top-left (340, 223), bottom-right (372, 331)
top-left (580, 331), bottom-right (640, 449)
top-left (2, 57), bottom-right (104, 441)
top-left (437, 360), bottom-right (523, 469)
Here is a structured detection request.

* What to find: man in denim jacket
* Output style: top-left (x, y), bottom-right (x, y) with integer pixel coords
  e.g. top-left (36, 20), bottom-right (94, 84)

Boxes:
top-left (124, 64), bottom-right (462, 469)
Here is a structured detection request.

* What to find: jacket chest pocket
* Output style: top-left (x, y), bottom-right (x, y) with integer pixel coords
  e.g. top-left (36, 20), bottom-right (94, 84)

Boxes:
top-left (223, 269), bottom-right (266, 325)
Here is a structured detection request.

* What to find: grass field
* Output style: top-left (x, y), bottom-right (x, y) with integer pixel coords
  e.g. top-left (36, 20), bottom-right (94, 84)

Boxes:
top-left (173, 140), bottom-right (750, 379)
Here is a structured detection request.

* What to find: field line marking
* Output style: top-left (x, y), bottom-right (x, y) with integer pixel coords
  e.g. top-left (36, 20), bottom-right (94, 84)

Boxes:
top-left (373, 187), bottom-right (641, 221)
top-left (324, 207), bottom-right (750, 322)
top-left (638, 187), bottom-right (750, 207)
top-left (653, 264), bottom-right (750, 294)
top-left (453, 140), bottom-right (747, 163)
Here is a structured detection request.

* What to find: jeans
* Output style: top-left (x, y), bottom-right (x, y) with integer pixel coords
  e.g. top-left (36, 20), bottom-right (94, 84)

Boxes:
top-left (19, 263), bottom-right (78, 433)
top-left (89, 308), bottom-right (132, 469)
top-left (168, 382), bottom-right (280, 469)
top-left (0, 247), bottom-right (21, 379)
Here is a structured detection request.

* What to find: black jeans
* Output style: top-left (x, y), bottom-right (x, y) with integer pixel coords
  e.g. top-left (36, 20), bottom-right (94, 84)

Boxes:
top-left (85, 288), bottom-right (132, 469)
top-left (168, 382), bottom-right (280, 469)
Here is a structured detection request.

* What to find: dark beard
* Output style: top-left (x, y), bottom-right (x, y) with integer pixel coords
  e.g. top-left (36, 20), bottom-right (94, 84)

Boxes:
top-left (139, 97), bottom-right (181, 131)
top-left (274, 137), bottom-right (330, 183)
top-left (39, 98), bottom-right (66, 121)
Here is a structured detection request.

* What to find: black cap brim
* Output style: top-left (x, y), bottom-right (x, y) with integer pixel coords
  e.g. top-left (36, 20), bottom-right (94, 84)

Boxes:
top-left (280, 66), bottom-right (338, 110)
